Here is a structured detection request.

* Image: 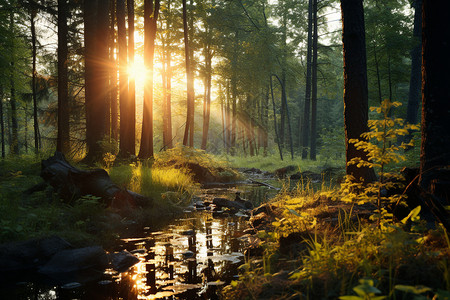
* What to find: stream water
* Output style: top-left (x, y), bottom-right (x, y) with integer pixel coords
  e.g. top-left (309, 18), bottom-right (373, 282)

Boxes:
top-left (1, 182), bottom-right (278, 300)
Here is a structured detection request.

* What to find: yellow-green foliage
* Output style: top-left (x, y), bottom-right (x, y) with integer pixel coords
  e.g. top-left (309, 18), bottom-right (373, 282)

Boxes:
top-left (222, 152), bottom-right (344, 173)
top-left (108, 162), bottom-right (198, 204)
top-left (154, 146), bottom-right (240, 181)
top-left (339, 100), bottom-right (419, 225)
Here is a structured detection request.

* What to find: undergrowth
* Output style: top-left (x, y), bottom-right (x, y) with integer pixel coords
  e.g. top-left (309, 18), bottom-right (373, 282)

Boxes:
top-left (222, 101), bottom-right (449, 300)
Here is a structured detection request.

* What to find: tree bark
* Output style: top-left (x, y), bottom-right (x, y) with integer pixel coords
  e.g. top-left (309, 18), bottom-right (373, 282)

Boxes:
top-left (419, 0), bottom-right (450, 188)
top-left (404, 0), bottom-right (422, 143)
top-left (57, 0), bottom-right (70, 155)
top-left (341, 0), bottom-right (376, 183)
top-left (0, 87), bottom-right (5, 158)
top-left (127, 0), bottom-right (136, 152)
top-left (109, 0), bottom-right (118, 141)
top-left (310, 0), bottom-right (318, 160)
top-left (201, 40), bottom-right (212, 150)
top-left (139, 0), bottom-right (160, 159)
top-left (302, 0), bottom-right (313, 159)
top-left (182, 0), bottom-right (195, 148)
top-left (9, 10), bottom-right (19, 155)
top-left (270, 77), bottom-right (283, 161)
top-left (30, 5), bottom-right (40, 154)
top-left (85, 0), bottom-right (109, 161)
top-left (117, 0), bottom-right (131, 156)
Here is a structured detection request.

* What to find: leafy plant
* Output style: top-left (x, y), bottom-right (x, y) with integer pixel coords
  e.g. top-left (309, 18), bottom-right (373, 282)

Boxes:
top-left (339, 100), bottom-right (419, 226)
top-left (340, 279), bottom-right (386, 300)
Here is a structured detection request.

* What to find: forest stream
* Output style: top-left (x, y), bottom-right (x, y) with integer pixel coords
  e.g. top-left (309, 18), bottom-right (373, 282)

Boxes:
top-left (0, 179), bottom-right (279, 300)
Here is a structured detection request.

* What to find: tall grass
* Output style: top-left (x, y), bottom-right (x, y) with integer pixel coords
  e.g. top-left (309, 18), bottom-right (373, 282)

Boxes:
top-left (220, 152), bottom-right (344, 173)
top-left (108, 163), bottom-right (198, 205)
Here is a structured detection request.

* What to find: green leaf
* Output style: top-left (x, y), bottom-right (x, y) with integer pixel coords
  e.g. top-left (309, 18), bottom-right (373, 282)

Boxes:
top-left (339, 296), bottom-right (363, 300)
top-left (288, 209), bottom-right (300, 217)
top-left (394, 285), bottom-right (432, 294)
top-left (401, 206), bottom-right (421, 224)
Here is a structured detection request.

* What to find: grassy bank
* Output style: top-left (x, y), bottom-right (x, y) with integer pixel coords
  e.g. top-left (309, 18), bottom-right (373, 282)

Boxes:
top-left (0, 147), bottom-right (240, 246)
top-left (221, 178), bottom-right (450, 300)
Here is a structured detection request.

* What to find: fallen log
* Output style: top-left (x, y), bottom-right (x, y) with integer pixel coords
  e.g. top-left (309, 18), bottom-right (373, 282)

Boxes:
top-left (39, 152), bottom-right (151, 209)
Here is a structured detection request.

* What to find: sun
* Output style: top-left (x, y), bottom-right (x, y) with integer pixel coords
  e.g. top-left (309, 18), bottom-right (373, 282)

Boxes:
top-left (127, 57), bottom-right (147, 86)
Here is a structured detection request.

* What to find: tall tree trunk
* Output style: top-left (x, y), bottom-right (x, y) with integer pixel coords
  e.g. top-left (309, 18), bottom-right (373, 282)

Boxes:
top-left (220, 84), bottom-right (226, 149)
top-left (30, 5), bottom-right (40, 154)
top-left (85, 0), bottom-right (109, 161)
top-left (161, 0), bottom-right (172, 150)
top-left (231, 81), bottom-right (237, 154)
top-left (341, 0), bottom-right (376, 183)
top-left (279, 4), bottom-right (287, 150)
top-left (109, 0), bottom-right (118, 141)
top-left (263, 88), bottom-right (269, 156)
top-left (0, 87), bottom-right (4, 158)
top-left (373, 44), bottom-right (383, 103)
top-left (302, 0), bottom-right (313, 159)
top-left (165, 53), bottom-right (173, 149)
top-left (201, 42), bottom-right (212, 150)
top-left (270, 78), bottom-right (283, 161)
top-left (117, 0), bottom-right (131, 156)
top-left (57, 0), bottom-right (70, 155)
top-left (273, 74), bottom-right (293, 159)
top-left (404, 0), bottom-right (422, 142)
top-left (139, 0), bottom-right (159, 159)
top-left (24, 104), bottom-right (28, 153)
top-left (9, 11), bottom-right (18, 155)
top-left (182, 0), bottom-right (195, 147)
top-left (225, 81), bottom-right (231, 153)
top-left (310, 0), bottom-right (318, 161)
top-left (419, 0), bottom-right (450, 188)
top-left (127, 0), bottom-right (136, 152)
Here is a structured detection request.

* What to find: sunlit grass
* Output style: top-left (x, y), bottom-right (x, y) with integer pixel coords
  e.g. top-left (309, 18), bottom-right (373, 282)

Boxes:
top-left (109, 162), bottom-right (198, 205)
top-left (219, 152), bottom-right (345, 173)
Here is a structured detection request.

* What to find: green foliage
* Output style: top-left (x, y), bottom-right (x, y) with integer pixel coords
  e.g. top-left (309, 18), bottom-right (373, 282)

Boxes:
top-left (339, 100), bottom-right (419, 226)
top-left (340, 279), bottom-right (386, 300)
top-left (155, 146), bottom-right (241, 182)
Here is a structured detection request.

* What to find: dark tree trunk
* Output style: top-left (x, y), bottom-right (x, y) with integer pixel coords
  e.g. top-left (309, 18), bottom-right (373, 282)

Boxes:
top-left (270, 77), bottom-right (283, 161)
top-left (57, 0), bottom-right (70, 155)
top-left (404, 0), bottom-right (422, 142)
top-left (310, 0), bottom-right (318, 160)
top-left (273, 74), bottom-right (293, 159)
top-left (201, 41), bottom-right (212, 150)
top-left (225, 81), bottom-right (231, 153)
top-left (139, 0), bottom-right (160, 159)
top-left (341, 0), bottom-right (376, 183)
top-left (30, 5), bottom-right (40, 154)
top-left (127, 0), bottom-right (136, 152)
top-left (182, 0), bottom-right (195, 147)
top-left (373, 44), bottom-right (383, 103)
top-left (85, 0), bottom-right (109, 161)
top-left (0, 87), bottom-right (4, 158)
top-left (419, 0), bottom-right (450, 188)
top-left (279, 5), bottom-right (287, 150)
top-left (302, 0), bottom-right (313, 159)
top-left (263, 88), bottom-right (269, 156)
top-left (84, 0), bottom-right (97, 157)
top-left (9, 11), bottom-right (18, 155)
top-left (165, 53), bottom-right (173, 149)
top-left (117, 0), bottom-right (131, 156)
top-left (109, 0), bottom-right (118, 141)
top-left (162, 42), bottom-right (173, 150)
top-left (231, 81), bottom-right (237, 154)
top-left (24, 103), bottom-right (28, 152)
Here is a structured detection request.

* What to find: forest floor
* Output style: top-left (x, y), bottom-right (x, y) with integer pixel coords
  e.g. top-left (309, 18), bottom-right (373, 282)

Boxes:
top-left (1, 150), bottom-right (449, 299)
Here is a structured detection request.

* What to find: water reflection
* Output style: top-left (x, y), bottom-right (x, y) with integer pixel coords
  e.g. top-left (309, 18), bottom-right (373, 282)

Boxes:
top-left (0, 184), bottom-right (274, 299)
top-left (117, 211), bottom-right (248, 299)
